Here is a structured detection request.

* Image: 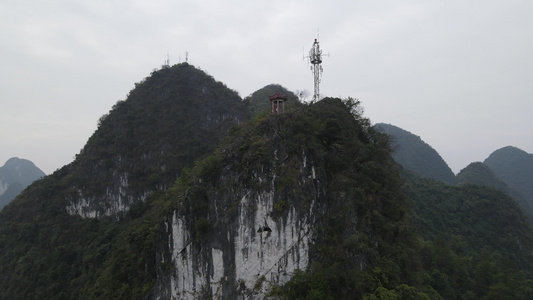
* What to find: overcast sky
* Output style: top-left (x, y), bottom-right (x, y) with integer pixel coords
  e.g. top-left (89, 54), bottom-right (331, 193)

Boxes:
top-left (1, 0), bottom-right (532, 175)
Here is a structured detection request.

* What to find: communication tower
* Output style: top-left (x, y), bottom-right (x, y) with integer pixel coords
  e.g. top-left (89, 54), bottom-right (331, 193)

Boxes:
top-left (305, 38), bottom-right (328, 101)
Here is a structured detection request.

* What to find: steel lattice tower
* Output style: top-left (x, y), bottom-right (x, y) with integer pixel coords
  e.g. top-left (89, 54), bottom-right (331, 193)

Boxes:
top-left (307, 38), bottom-right (324, 101)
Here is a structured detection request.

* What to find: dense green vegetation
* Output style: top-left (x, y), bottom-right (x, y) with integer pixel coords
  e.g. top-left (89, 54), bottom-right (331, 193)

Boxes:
top-left (456, 162), bottom-right (533, 224)
top-left (266, 107), bottom-right (533, 299)
top-left (404, 170), bottom-right (533, 299)
top-left (375, 123), bottom-right (456, 185)
top-left (286, 100), bottom-right (423, 299)
top-left (0, 167), bottom-right (169, 299)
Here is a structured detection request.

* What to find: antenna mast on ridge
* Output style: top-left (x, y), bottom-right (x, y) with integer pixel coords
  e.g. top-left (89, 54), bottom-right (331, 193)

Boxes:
top-left (162, 52), bottom-right (170, 69)
top-left (305, 37), bottom-right (328, 101)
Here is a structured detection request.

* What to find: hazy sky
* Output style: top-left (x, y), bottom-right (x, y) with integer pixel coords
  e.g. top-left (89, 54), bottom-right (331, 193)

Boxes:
top-left (2, 0), bottom-right (532, 175)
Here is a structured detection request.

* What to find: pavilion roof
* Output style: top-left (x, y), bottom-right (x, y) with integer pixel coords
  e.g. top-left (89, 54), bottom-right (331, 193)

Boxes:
top-left (268, 91), bottom-right (288, 101)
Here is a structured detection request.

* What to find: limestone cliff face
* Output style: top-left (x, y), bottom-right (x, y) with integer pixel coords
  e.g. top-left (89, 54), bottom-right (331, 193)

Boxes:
top-left (165, 192), bottom-right (315, 299)
top-left (154, 143), bottom-right (325, 299)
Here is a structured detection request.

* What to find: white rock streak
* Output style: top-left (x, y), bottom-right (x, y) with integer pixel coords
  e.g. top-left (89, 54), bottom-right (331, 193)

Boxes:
top-left (170, 190), bottom-right (312, 299)
top-left (65, 172), bottom-right (135, 218)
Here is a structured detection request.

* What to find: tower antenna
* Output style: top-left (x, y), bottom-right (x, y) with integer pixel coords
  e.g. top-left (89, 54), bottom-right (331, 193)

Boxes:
top-left (162, 52), bottom-right (170, 69)
top-left (305, 37), bottom-right (329, 101)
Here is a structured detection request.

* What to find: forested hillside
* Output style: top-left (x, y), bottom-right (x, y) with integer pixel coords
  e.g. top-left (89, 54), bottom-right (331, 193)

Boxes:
top-left (403, 168), bottom-right (533, 298)
top-left (456, 162), bottom-right (507, 189)
top-left (374, 123), bottom-right (456, 185)
top-left (67, 63), bottom-right (250, 218)
top-left (456, 162), bottom-right (533, 224)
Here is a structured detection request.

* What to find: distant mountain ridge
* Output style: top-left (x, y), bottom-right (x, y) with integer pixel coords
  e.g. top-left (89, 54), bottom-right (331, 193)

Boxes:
top-left (374, 123), bottom-right (456, 185)
top-left (456, 162), bottom-right (507, 190)
top-left (483, 146), bottom-right (533, 223)
top-left (484, 146), bottom-right (533, 198)
top-left (457, 161), bottom-right (533, 223)
top-left (0, 157), bottom-right (45, 209)
top-left (375, 122), bottom-right (533, 223)
top-left (377, 122), bottom-right (533, 225)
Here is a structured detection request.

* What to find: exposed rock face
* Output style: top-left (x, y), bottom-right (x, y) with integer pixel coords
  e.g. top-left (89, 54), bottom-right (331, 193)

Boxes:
top-left (156, 150), bottom-right (324, 299)
top-left (151, 115), bottom-right (323, 298)
top-left (166, 192), bottom-right (314, 299)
